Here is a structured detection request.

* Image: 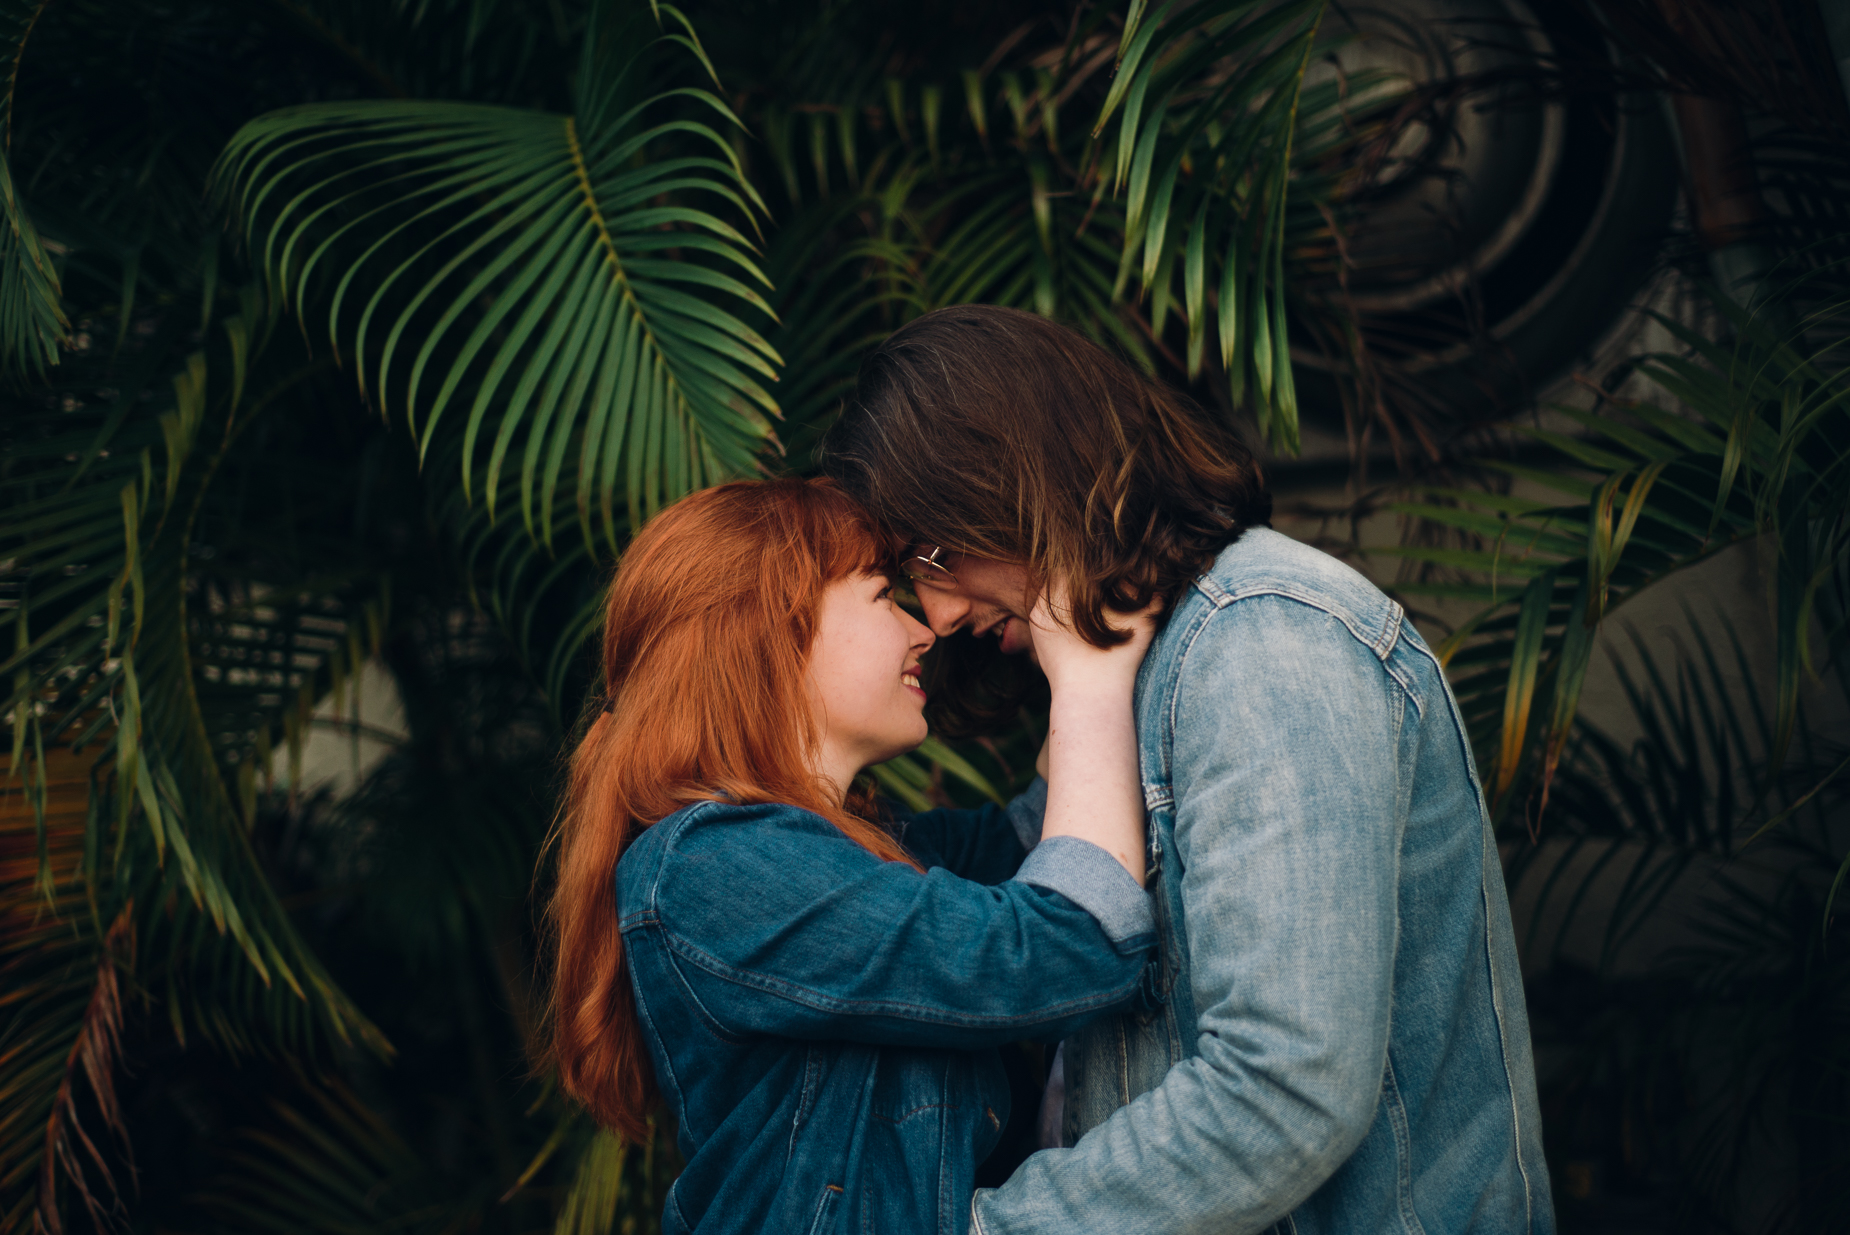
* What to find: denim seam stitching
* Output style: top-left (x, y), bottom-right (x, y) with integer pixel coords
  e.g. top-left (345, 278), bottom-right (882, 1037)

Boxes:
top-left (789, 1045), bottom-right (823, 1164)
top-left (1206, 584), bottom-right (1398, 660)
top-left (1155, 585), bottom-right (1226, 804)
top-left (667, 1185), bottom-right (693, 1232)
top-left (1412, 634), bottom-right (1543, 1230)
top-left (937, 1073), bottom-right (953, 1235)
top-left (1380, 644), bottom-right (1424, 720)
top-left (1382, 1053), bottom-right (1427, 1235)
top-left (1482, 863), bottom-right (1540, 1233)
top-left (661, 932), bottom-right (1145, 1025)
top-left (804, 1184), bottom-right (838, 1235)
top-left (630, 966), bottom-right (697, 1138)
top-left (1162, 598), bottom-right (1224, 807)
top-left (643, 800), bottom-right (721, 914)
top-left (659, 936), bottom-right (756, 1045)
top-left (1405, 639), bottom-right (1491, 802)
top-left (1374, 596), bottom-right (1404, 658)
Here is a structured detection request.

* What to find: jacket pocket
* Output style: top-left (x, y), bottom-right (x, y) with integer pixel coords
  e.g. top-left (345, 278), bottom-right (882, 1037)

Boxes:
top-left (805, 1183), bottom-right (843, 1235)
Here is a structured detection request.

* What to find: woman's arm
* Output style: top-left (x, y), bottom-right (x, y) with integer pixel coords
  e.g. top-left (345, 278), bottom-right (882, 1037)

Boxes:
top-left (898, 778), bottom-right (1047, 883)
top-left (1031, 591), bottom-right (1155, 885)
top-left (894, 588), bottom-right (1149, 884)
top-left (627, 800), bottom-right (1153, 1051)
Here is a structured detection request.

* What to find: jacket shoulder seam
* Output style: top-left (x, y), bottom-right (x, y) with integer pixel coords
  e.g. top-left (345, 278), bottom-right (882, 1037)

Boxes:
top-left (1191, 580), bottom-right (1403, 662)
top-left (639, 800), bottom-right (726, 912)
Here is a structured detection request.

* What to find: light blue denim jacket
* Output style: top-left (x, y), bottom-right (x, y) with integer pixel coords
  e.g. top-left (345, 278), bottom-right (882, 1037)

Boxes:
top-left (975, 528), bottom-right (1553, 1235)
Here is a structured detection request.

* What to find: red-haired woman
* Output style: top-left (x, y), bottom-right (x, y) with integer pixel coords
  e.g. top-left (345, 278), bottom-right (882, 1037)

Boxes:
top-left (545, 478), bottom-right (1156, 1234)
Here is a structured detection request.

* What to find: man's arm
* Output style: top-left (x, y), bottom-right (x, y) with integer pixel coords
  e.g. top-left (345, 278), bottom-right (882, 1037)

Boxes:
top-left (975, 596), bottom-right (1405, 1234)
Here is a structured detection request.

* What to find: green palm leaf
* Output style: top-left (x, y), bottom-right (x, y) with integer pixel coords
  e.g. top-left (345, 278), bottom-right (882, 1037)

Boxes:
top-left (0, 0), bottom-right (67, 376)
top-left (0, 310), bottom-right (396, 1229)
top-left (1096, 0), bottom-right (1329, 451)
top-left (1, 745), bottom-right (132, 1235)
top-left (186, 1082), bottom-right (464, 1235)
top-left (213, 2), bottom-right (780, 552)
top-left (1384, 279), bottom-right (1850, 831)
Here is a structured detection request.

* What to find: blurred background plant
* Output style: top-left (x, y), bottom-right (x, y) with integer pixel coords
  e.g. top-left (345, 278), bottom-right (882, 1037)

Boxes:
top-left (0, 0), bottom-right (1845, 1232)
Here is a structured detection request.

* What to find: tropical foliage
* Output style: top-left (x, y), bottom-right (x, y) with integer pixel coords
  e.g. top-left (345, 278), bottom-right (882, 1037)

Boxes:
top-left (0, 0), bottom-right (1845, 1231)
top-left (0, 0), bottom-right (1347, 1229)
top-left (1377, 280), bottom-right (1850, 1228)
top-left (1362, 9), bottom-right (1850, 1207)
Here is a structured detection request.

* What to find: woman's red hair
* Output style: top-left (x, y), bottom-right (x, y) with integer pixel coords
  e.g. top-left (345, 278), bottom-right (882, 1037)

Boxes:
top-left (543, 478), bottom-right (918, 1140)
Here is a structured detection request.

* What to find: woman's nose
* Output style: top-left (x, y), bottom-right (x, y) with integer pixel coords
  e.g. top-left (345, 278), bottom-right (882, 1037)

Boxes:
top-left (903, 606), bottom-right (937, 651)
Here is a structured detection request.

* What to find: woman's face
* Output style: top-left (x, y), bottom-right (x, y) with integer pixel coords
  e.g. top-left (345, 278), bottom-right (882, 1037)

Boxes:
top-left (805, 571), bottom-right (936, 797)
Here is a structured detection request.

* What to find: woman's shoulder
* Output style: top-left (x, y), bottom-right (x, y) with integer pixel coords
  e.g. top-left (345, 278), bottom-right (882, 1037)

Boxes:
top-left (616, 799), bottom-right (860, 908)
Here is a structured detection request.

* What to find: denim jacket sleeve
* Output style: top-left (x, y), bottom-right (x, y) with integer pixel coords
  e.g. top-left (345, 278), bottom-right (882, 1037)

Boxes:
top-left (633, 797), bottom-right (1152, 1049)
top-left (899, 777), bottom-right (1049, 883)
top-left (976, 596), bottom-right (1402, 1234)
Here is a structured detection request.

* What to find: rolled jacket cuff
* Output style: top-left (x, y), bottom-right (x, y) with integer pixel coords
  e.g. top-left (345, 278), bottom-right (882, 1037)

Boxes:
top-left (1006, 776), bottom-right (1048, 851)
top-left (1012, 835), bottom-right (1154, 946)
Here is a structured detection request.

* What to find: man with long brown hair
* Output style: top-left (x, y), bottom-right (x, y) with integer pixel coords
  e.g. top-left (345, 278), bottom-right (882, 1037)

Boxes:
top-left (823, 305), bottom-right (1553, 1234)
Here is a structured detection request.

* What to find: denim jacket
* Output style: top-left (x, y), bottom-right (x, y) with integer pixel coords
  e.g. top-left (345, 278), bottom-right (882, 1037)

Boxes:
top-left (617, 792), bottom-right (1155, 1234)
top-left (974, 528), bottom-right (1553, 1235)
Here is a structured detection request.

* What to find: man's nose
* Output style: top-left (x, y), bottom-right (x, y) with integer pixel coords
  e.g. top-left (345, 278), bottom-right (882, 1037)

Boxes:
top-left (916, 589), bottom-right (967, 637)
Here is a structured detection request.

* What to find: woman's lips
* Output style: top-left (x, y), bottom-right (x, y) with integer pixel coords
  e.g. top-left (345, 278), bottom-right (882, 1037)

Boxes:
top-left (902, 671), bottom-right (926, 699)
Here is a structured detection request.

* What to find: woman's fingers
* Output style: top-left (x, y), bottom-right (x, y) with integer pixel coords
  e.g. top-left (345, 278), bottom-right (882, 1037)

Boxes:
top-left (1029, 587), bottom-right (1160, 693)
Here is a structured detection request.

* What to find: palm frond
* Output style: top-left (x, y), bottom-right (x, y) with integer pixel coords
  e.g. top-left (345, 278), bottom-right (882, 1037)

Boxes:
top-left (1501, 606), bottom-right (1802, 968)
top-left (0, 0), bottom-right (67, 376)
top-left (871, 735), bottom-right (1007, 813)
top-left (0, 296), bottom-right (400, 1226)
top-left (1383, 278), bottom-right (1850, 829)
top-left (0, 745), bottom-right (130, 1235)
top-left (498, 1102), bottom-right (681, 1235)
top-left (214, 2), bottom-right (780, 551)
top-left (1096, 0), bottom-right (1329, 450)
top-left (186, 1081), bottom-right (466, 1235)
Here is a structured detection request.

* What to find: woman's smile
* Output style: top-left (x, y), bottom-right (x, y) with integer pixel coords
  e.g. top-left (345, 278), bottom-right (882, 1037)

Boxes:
top-left (805, 570), bottom-right (937, 798)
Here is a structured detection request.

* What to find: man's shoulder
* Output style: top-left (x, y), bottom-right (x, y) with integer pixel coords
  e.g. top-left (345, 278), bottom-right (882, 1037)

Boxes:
top-left (1184, 526), bottom-right (1403, 657)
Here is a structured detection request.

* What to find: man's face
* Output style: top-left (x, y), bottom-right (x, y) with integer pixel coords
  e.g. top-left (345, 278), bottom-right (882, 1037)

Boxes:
top-left (904, 546), bottom-right (1036, 657)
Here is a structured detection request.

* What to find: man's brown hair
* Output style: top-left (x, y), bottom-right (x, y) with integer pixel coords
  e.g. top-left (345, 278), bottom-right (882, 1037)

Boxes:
top-left (821, 304), bottom-right (1271, 732)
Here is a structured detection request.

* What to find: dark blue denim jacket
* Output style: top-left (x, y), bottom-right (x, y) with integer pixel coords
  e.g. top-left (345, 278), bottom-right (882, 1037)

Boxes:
top-left (616, 788), bottom-right (1152, 1234)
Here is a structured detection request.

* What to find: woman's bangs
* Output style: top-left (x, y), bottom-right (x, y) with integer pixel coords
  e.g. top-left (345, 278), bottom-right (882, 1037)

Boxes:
top-left (813, 494), bottom-right (905, 585)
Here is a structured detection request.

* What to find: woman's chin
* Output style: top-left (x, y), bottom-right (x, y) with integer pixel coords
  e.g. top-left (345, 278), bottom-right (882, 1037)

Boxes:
top-left (877, 727), bottom-right (930, 767)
